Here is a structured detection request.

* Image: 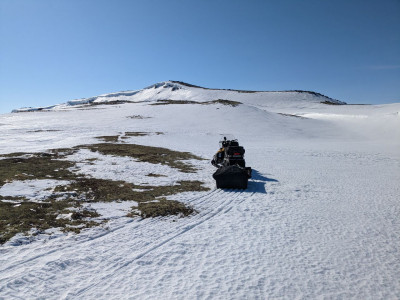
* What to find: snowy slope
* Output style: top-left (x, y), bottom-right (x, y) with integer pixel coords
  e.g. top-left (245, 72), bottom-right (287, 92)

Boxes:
top-left (1, 82), bottom-right (400, 299)
top-left (11, 81), bottom-right (345, 113)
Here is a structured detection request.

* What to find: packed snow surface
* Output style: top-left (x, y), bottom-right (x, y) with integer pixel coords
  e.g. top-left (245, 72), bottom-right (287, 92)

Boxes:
top-left (1, 81), bottom-right (399, 299)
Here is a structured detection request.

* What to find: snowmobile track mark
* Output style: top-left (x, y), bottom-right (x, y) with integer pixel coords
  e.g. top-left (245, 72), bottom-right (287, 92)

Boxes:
top-left (1, 190), bottom-right (253, 297)
top-left (0, 191), bottom-right (221, 275)
top-left (73, 189), bottom-right (254, 298)
top-left (0, 215), bottom-right (159, 275)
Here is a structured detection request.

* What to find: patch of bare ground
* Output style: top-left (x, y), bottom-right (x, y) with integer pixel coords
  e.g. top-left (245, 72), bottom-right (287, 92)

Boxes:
top-left (133, 198), bottom-right (195, 218)
top-left (320, 100), bottom-right (344, 105)
top-left (89, 100), bottom-right (131, 106)
top-left (54, 178), bottom-right (208, 203)
top-left (0, 152), bottom-right (76, 187)
top-left (209, 99), bottom-right (241, 106)
top-left (126, 115), bottom-right (151, 119)
top-left (150, 99), bottom-right (242, 107)
top-left (124, 131), bottom-right (164, 137)
top-left (150, 100), bottom-right (198, 105)
top-left (278, 113), bottom-right (307, 119)
top-left (27, 129), bottom-right (62, 133)
top-left (97, 132), bottom-right (164, 142)
top-left (0, 143), bottom-right (208, 244)
top-left (95, 136), bottom-right (120, 143)
top-left (147, 173), bottom-right (167, 177)
top-left (82, 143), bottom-right (203, 173)
top-left (124, 132), bottom-right (149, 137)
top-left (0, 199), bottom-right (100, 244)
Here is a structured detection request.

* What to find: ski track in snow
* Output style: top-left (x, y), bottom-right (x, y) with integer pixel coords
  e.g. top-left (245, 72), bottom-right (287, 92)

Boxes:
top-left (1, 82), bottom-right (400, 299)
top-left (0, 189), bottom-right (218, 274)
top-left (0, 188), bottom-right (258, 299)
top-left (73, 189), bottom-right (253, 297)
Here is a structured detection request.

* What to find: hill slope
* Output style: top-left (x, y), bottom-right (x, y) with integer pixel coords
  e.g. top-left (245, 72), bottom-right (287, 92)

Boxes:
top-left (12, 80), bottom-right (345, 113)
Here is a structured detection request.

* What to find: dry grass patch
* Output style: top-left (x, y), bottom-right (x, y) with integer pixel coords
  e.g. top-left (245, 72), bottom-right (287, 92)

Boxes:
top-left (27, 129), bottom-right (62, 133)
top-left (89, 100), bottom-right (131, 106)
top-left (278, 113), bottom-right (307, 119)
top-left (137, 198), bottom-right (195, 218)
top-left (83, 143), bottom-right (203, 173)
top-left (0, 200), bottom-right (99, 244)
top-left (55, 178), bottom-right (207, 222)
top-left (147, 173), bottom-right (166, 177)
top-left (54, 178), bottom-right (208, 203)
top-left (124, 132), bottom-right (149, 137)
top-left (98, 132), bottom-right (164, 141)
top-left (126, 115), bottom-right (151, 119)
top-left (150, 100), bottom-right (198, 105)
top-left (208, 99), bottom-right (241, 107)
top-left (0, 142), bottom-right (208, 244)
top-left (95, 135), bottom-right (120, 143)
top-left (150, 99), bottom-right (241, 107)
top-left (320, 101), bottom-right (343, 105)
top-left (0, 153), bottom-right (76, 187)
top-left (0, 152), bottom-right (102, 243)
top-left (124, 131), bottom-right (163, 137)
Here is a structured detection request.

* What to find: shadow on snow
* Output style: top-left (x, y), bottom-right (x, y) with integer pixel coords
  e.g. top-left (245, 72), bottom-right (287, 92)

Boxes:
top-left (218, 169), bottom-right (278, 194)
top-left (247, 169), bottom-right (278, 193)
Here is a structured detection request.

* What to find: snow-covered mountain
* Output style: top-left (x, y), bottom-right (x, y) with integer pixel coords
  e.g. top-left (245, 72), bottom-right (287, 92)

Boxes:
top-left (1, 82), bottom-right (399, 299)
top-left (12, 80), bottom-right (345, 113)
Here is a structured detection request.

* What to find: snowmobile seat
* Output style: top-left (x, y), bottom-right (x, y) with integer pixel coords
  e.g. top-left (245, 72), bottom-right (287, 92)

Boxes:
top-left (224, 146), bottom-right (245, 167)
top-left (225, 146), bottom-right (245, 157)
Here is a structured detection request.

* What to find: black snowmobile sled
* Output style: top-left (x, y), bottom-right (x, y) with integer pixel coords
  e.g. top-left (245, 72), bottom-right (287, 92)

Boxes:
top-left (211, 136), bottom-right (252, 189)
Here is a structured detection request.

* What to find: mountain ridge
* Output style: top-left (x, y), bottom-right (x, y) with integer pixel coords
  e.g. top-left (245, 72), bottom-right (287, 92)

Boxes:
top-left (169, 80), bottom-right (343, 100)
top-left (12, 81), bottom-right (346, 113)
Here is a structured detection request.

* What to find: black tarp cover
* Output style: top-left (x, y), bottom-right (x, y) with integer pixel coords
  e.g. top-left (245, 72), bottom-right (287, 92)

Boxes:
top-left (213, 165), bottom-right (249, 189)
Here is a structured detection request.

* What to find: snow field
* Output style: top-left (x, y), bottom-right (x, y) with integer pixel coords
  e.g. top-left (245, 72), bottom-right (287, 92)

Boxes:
top-left (0, 82), bottom-right (399, 299)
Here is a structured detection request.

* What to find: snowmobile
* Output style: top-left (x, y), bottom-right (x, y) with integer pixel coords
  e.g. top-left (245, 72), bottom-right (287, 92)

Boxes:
top-left (211, 137), bottom-right (252, 189)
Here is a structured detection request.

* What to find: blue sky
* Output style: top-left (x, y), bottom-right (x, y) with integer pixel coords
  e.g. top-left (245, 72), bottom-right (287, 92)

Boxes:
top-left (0, 0), bottom-right (399, 113)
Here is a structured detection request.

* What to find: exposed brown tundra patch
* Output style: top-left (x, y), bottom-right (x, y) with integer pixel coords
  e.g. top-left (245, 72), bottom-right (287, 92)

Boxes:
top-left (0, 142), bottom-right (209, 244)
